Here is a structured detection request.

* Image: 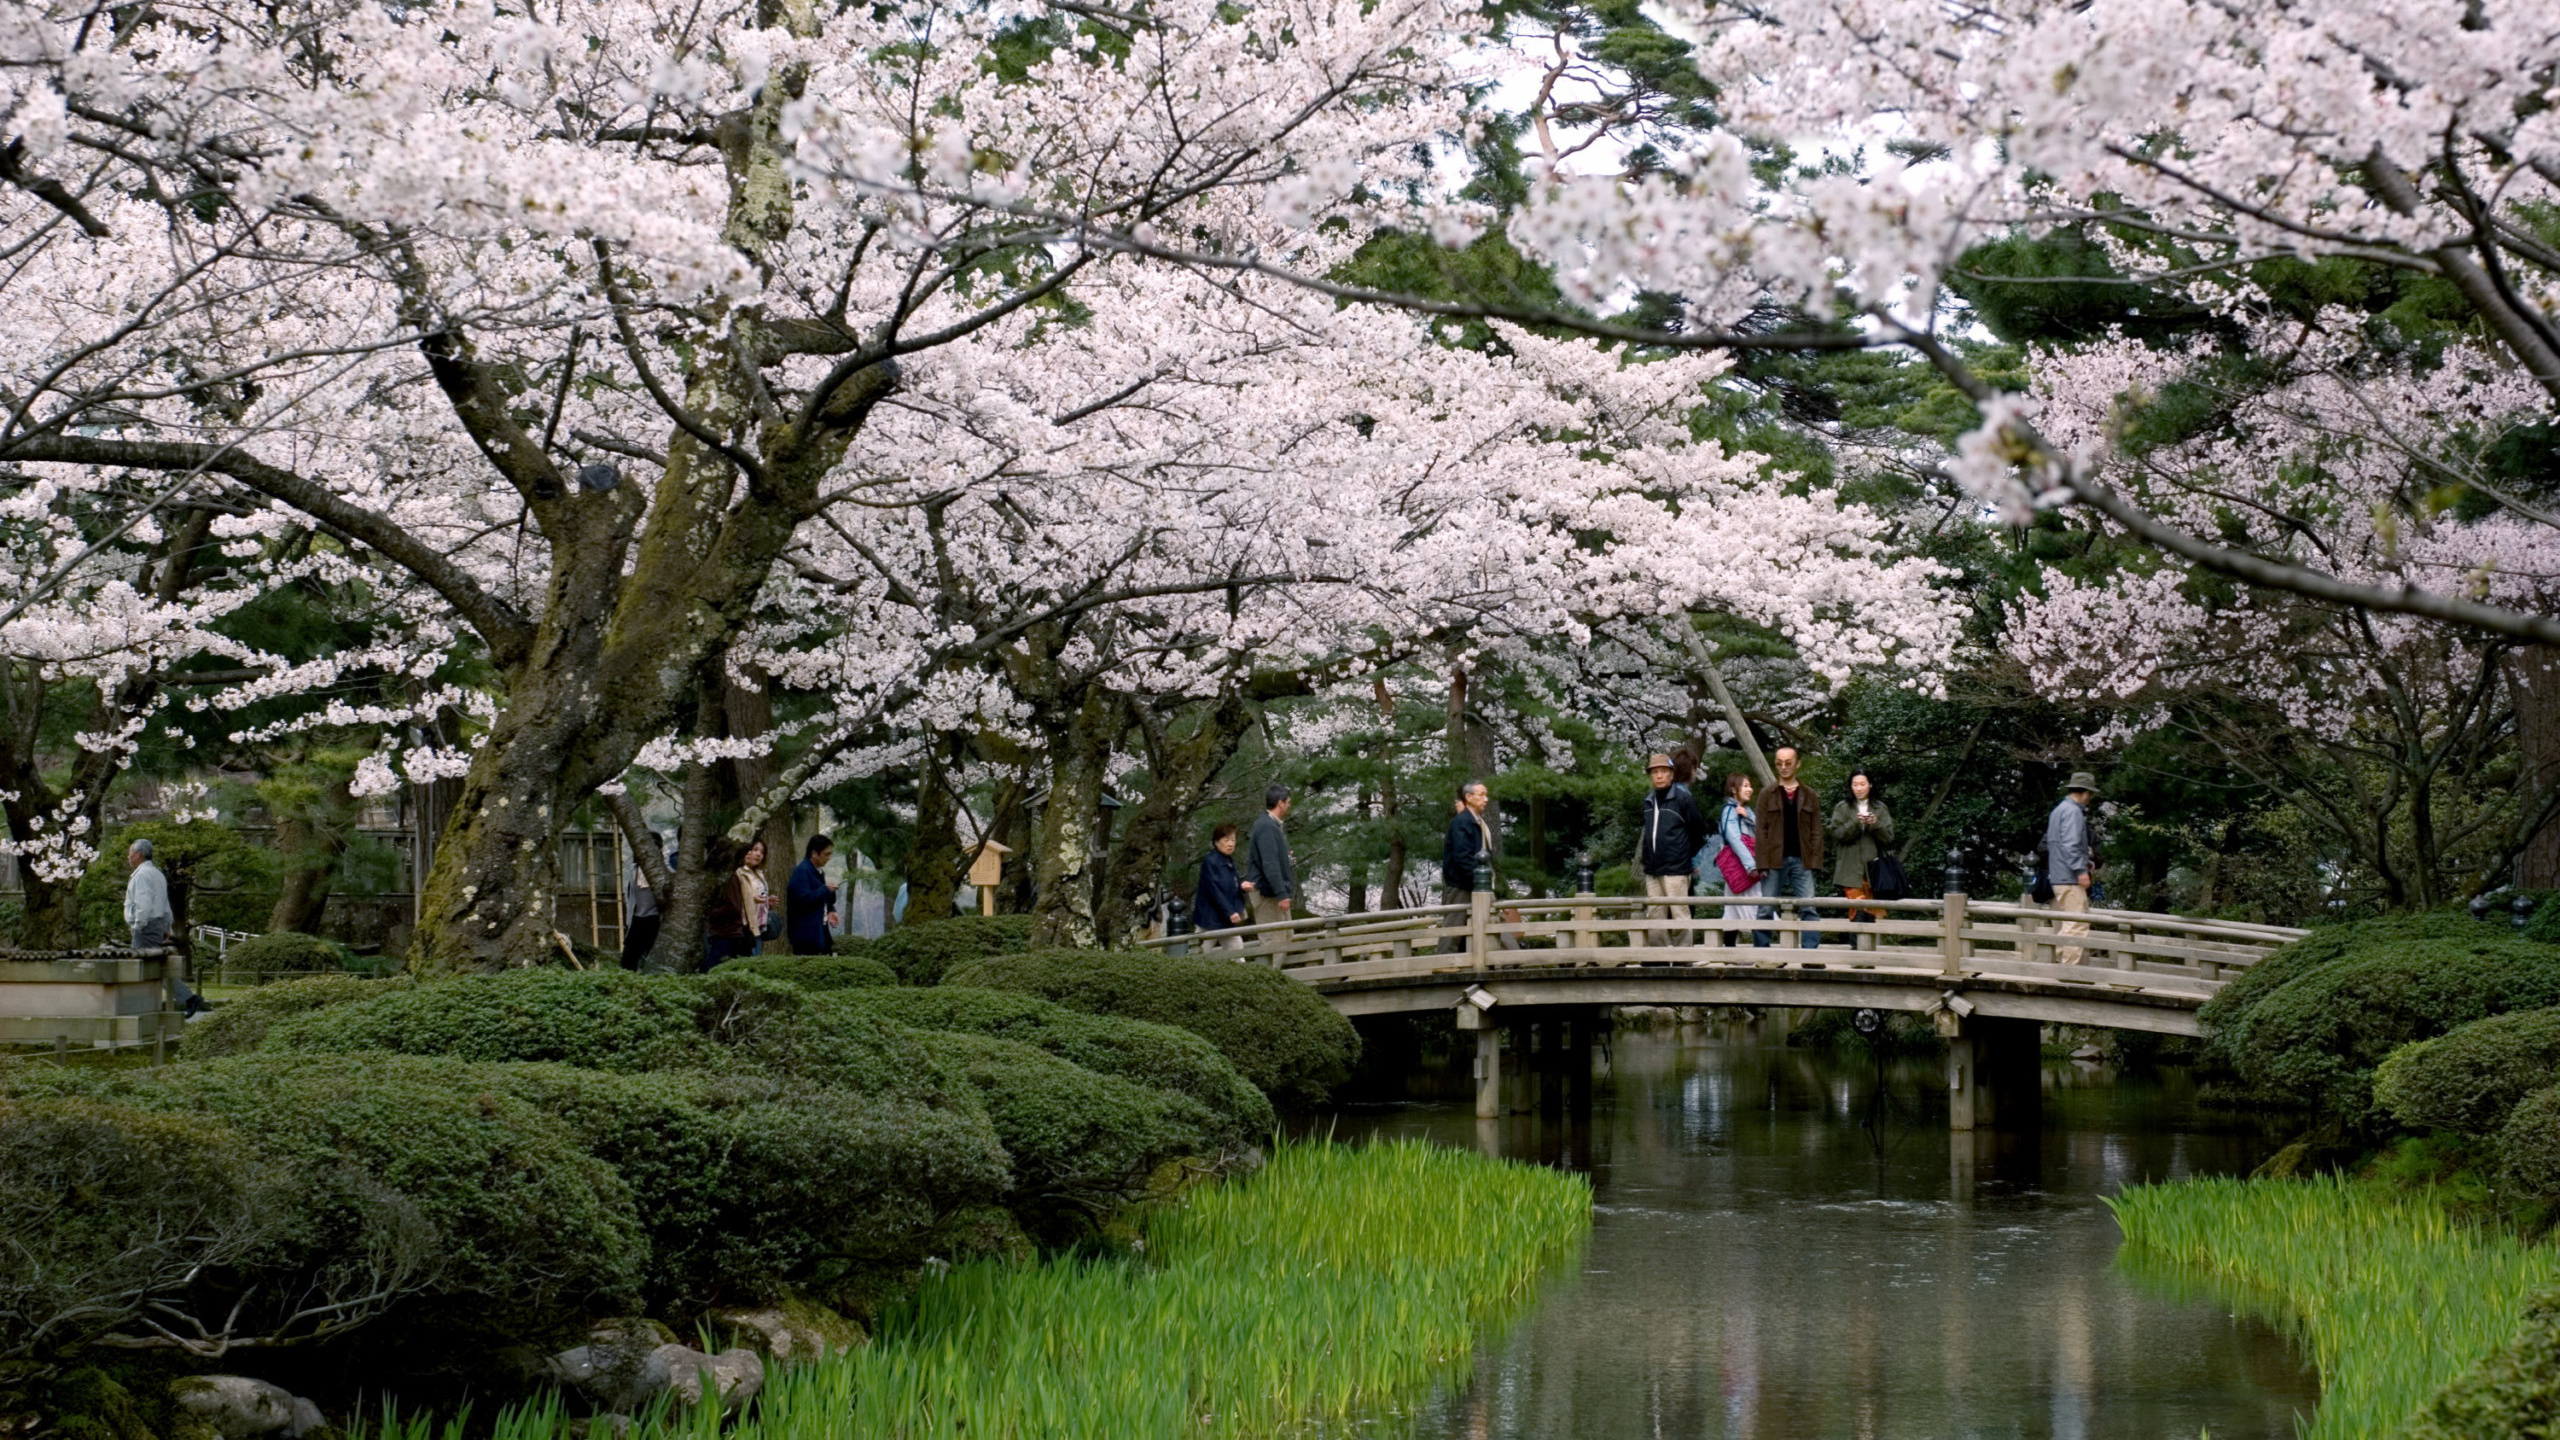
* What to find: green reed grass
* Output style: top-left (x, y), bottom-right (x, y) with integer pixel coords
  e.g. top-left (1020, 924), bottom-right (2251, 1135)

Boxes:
top-left (370, 1139), bottom-right (1590, 1440)
top-left (2110, 1176), bottom-right (2560, 1439)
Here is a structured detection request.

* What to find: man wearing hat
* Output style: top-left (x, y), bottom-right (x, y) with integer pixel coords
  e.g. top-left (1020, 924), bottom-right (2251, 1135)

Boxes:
top-left (1639, 753), bottom-right (1709, 947)
top-left (2044, 771), bottom-right (2101, 964)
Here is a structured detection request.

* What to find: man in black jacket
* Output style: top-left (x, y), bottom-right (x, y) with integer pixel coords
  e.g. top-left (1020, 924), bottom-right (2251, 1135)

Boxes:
top-left (1639, 753), bottom-right (1708, 946)
top-left (1440, 780), bottom-right (1497, 953)
top-left (1239, 785), bottom-right (1296, 926)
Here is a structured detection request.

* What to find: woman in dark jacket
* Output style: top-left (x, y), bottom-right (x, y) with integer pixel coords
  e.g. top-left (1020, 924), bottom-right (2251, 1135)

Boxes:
top-left (1826, 771), bottom-right (1895, 923)
top-left (1193, 824), bottom-right (1248, 949)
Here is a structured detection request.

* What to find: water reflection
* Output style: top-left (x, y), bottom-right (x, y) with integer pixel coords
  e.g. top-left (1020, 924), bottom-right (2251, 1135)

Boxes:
top-left (1318, 1019), bottom-right (2318, 1440)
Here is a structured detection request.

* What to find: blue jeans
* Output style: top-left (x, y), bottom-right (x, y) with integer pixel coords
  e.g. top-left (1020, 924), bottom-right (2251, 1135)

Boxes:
top-left (1772, 859), bottom-right (1820, 948)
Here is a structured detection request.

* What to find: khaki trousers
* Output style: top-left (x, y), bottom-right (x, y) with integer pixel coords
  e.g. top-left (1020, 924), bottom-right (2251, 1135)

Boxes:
top-left (2050, 882), bottom-right (2090, 964)
top-left (1250, 894), bottom-right (1290, 928)
top-left (1642, 872), bottom-right (1691, 947)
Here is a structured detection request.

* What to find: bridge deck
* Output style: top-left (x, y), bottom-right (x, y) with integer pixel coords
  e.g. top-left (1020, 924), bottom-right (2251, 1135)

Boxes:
top-left (1140, 892), bottom-right (2302, 1037)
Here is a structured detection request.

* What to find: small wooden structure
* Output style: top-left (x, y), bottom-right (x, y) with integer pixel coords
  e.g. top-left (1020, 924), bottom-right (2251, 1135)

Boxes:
top-left (0, 949), bottom-right (181, 1059)
top-left (966, 841), bottom-right (1011, 916)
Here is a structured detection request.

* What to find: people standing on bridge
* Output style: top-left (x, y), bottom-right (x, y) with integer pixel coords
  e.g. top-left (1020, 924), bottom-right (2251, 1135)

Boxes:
top-left (1194, 823), bottom-right (1248, 950)
top-left (1441, 780), bottom-right (1512, 953)
top-left (1756, 746), bottom-right (1824, 948)
top-left (2044, 772), bottom-right (2100, 964)
top-left (1640, 754), bottom-right (1709, 946)
top-left (1828, 772), bottom-right (1895, 926)
top-left (787, 834), bottom-right (840, 956)
top-left (1709, 773), bottom-right (1771, 947)
top-left (1240, 785), bottom-right (1296, 927)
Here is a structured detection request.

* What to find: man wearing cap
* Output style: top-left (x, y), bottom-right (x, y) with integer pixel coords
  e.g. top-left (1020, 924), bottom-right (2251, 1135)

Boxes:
top-left (1638, 753), bottom-right (1709, 947)
top-left (2044, 771), bottom-right (2101, 964)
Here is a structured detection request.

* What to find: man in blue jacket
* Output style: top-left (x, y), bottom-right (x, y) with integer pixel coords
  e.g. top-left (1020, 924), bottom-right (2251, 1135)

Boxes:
top-left (786, 834), bottom-right (840, 955)
top-left (2044, 772), bottom-right (2100, 964)
top-left (1238, 786), bottom-right (1296, 926)
top-left (1440, 780), bottom-right (1497, 953)
top-left (1639, 753), bottom-right (1708, 946)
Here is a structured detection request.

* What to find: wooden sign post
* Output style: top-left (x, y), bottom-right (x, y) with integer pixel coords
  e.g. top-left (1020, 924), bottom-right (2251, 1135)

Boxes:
top-left (966, 840), bottom-right (1012, 916)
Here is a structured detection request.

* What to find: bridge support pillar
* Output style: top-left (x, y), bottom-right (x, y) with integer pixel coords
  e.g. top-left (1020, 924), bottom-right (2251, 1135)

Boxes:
top-left (1947, 1015), bottom-right (2043, 1132)
top-left (1946, 1024), bottom-right (1978, 1132)
top-left (1473, 1025), bottom-right (1500, 1119)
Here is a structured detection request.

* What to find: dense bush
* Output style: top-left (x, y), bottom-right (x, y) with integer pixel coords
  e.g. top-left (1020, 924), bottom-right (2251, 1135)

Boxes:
top-left (2199, 910), bottom-right (2491, 1058)
top-left (180, 972), bottom-right (410, 1059)
top-left (251, 969), bottom-right (964, 1104)
top-left (727, 952), bottom-right (900, 991)
top-left (9, 1053), bottom-right (643, 1348)
top-left (2498, 1085), bottom-right (2560, 1206)
top-left (920, 1030), bottom-right (1232, 1243)
top-left (867, 914), bottom-right (1036, 985)
top-left (2376, 1008), bottom-right (2560, 1137)
top-left (2214, 935), bottom-right (2560, 1128)
top-left (216, 929), bottom-right (353, 975)
top-left (469, 1062), bottom-right (1009, 1302)
top-left (828, 987), bottom-right (1273, 1143)
top-left (2403, 1285), bottom-right (2560, 1439)
top-left (945, 949), bottom-right (1360, 1108)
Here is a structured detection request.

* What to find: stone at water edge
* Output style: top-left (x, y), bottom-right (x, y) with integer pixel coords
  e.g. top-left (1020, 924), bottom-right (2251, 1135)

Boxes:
top-left (170, 1375), bottom-right (326, 1438)
top-left (658, 1346), bottom-right (762, 1415)
top-left (711, 1298), bottom-right (866, 1364)
top-left (543, 1319), bottom-right (681, 1413)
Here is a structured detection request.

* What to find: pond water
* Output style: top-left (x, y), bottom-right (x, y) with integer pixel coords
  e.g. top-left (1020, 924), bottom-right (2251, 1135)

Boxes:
top-left (1317, 1019), bottom-right (2319, 1440)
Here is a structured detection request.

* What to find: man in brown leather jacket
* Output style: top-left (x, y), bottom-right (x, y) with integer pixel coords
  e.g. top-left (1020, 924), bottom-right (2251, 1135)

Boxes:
top-left (1754, 746), bottom-right (1824, 949)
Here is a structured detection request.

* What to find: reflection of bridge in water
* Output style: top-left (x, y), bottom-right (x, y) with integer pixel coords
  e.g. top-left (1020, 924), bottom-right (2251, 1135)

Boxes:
top-left (1140, 892), bottom-right (2303, 1131)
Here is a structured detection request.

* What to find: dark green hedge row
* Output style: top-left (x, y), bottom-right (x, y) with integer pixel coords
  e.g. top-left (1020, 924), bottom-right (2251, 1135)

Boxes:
top-left (2203, 931), bottom-right (2560, 1129)
top-left (825, 987), bottom-right (1274, 1143)
top-left (2376, 1008), bottom-right (2560, 1138)
top-left (838, 914), bottom-right (1035, 985)
top-left (722, 953), bottom-right (900, 991)
top-left (947, 949), bottom-right (1359, 1109)
top-left (2404, 1285), bottom-right (2560, 1439)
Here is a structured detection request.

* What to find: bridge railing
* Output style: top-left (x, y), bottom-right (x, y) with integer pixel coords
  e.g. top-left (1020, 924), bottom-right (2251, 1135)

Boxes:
top-left (1137, 892), bottom-right (2303, 1002)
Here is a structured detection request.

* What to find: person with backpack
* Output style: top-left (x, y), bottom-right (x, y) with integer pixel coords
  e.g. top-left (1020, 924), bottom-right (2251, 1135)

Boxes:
top-left (1827, 771), bottom-right (1896, 927)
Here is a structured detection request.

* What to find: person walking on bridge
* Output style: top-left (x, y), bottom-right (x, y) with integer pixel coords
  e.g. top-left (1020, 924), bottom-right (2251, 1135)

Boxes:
top-left (1756, 746), bottom-right (1824, 948)
top-left (1640, 754), bottom-right (1709, 946)
top-left (1193, 823), bottom-right (1248, 950)
top-left (2044, 772), bottom-right (2101, 964)
top-left (1442, 780), bottom-right (1509, 953)
top-left (1239, 785), bottom-right (1296, 928)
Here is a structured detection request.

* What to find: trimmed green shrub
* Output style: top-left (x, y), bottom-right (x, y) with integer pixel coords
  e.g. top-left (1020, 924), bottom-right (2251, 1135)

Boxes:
top-left (469, 1062), bottom-right (1010, 1302)
top-left (179, 971), bottom-right (410, 1060)
top-left (2499, 1085), bottom-right (2560, 1205)
top-left (2404, 1285), bottom-right (2560, 1439)
top-left (945, 949), bottom-right (1360, 1109)
top-left (831, 931), bottom-right (875, 957)
top-left (727, 952), bottom-right (900, 991)
top-left (2216, 935), bottom-right (2560, 1128)
top-left (919, 1030), bottom-right (1229, 1243)
top-left (215, 929), bottom-right (353, 975)
top-left (828, 987), bottom-right (1273, 1143)
top-left (8, 1053), bottom-right (643, 1346)
top-left (2200, 910), bottom-right (2490, 1058)
top-left (253, 969), bottom-right (964, 1105)
top-left (869, 914), bottom-right (1036, 986)
top-left (2377, 1008), bottom-right (2560, 1137)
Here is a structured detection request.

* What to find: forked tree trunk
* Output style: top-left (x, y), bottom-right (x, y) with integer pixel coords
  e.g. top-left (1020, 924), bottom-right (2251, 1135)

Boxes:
top-left (1028, 691), bottom-right (1121, 948)
top-left (903, 739), bottom-right (963, 925)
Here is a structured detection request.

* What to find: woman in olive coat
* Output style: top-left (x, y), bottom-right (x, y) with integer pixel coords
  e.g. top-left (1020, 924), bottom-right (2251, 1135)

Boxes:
top-left (1826, 772), bottom-right (1894, 923)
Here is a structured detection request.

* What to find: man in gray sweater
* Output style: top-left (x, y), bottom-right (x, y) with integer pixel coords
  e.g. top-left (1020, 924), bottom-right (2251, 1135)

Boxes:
top-left (2043, 771), bottom-right (2099, 964)
top-left (1239, 785), bottom-right (1297, 927)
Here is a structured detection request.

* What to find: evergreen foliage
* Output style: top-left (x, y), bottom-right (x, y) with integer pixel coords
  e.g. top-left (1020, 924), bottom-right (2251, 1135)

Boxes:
top-left (724, 952), bottom-right (900, 991)
top-left (2375, 1008), bottom-right (2560, 1138)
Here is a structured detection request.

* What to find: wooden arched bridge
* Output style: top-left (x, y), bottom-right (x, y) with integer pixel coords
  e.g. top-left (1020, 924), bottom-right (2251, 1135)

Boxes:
top-left (1137, 891), bottom-right (2303, 1130)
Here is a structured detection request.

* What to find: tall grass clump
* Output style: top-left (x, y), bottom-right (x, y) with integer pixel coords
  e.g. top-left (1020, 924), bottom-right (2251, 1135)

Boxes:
top-left (2110, 1177), bottom-right (2560, 1438)
top-left (392, 1139), bottom-right (1589, 1440)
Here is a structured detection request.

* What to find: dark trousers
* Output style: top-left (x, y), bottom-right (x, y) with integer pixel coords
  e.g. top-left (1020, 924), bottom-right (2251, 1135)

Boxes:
top-left (620, 914), bottom-right (661, 968)
top-left (706, 932), bottom-right (756, 968)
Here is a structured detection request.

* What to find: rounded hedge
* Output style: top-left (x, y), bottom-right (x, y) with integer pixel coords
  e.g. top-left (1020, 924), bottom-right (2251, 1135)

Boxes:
top-left (2215, 935), bottom-right (2560, 1128)
top-left (943, 949), bottom-right (1360, 1109)
top-left (2499, 1084), bottom-right (2560, 1205)
top-left (468, 1061), bottom-right (1009, 1303)
top-left (2376, 1007), bottom-right (2560, 1137)
top-left (181, 971), bottom-right (409, 1060)
top-left (217, 930), bottom-right (353, 974)
top-left (867, 914), bottom-right (1036, 985)
top-left (9, 1053), bottom-right (645, 1342)
top-left (724, 953), bottom-right (900, 991)
top-left (2199, 910), bottom-right (2492, 1063)
top-left (251, 969), bottom-right (965, 1105)
top-left (826, 987), bottom-right (1274, 1144)
top-left (918, 1030), bottom-right (1230, 1244)
top-left (2403, 1285), bottom-right (2560, 1438)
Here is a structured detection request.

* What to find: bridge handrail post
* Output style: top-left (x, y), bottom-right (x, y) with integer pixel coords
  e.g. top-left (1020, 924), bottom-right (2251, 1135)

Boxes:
top-left (1939, 892), bottom-right (1969, 977)
top-left (1470, 886), bottom-right (1491, 957)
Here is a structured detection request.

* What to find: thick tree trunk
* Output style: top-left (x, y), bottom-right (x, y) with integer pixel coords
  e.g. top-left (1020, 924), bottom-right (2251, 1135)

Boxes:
top-left (2513, 649), bottom-right (2560, 888)
top-left (646, 758), bottom-right (721, 972)
top-left (723, 666), bottom-right (799, 902)
top-left (1374, 678), bottom-right (1405, 910)
top-left (904, 739), bottom-right (963, 925)
top-left (1028, 691), bottom-right (1120, 948)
